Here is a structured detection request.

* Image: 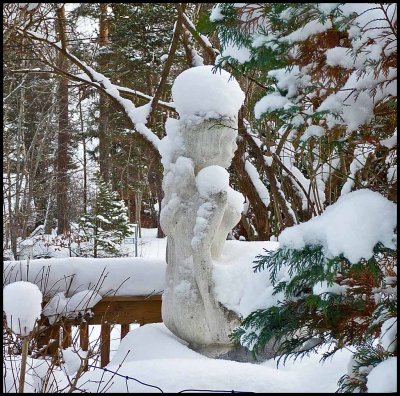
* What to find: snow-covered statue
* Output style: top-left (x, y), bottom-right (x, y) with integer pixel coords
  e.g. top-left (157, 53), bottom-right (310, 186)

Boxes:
top-left (160, 66), bottom-right (245, 356)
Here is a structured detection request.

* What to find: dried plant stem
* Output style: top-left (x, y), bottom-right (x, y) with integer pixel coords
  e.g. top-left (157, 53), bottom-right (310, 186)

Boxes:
top-left (18, 337), bottom-right (29, 393)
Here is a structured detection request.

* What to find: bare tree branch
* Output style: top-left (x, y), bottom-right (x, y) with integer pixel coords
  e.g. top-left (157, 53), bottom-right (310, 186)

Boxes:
top-left (175, 3), bottom-right (218, 65)
top-left (146, 12), bottom-right (184, 126)
top-left (14, 26), bottom-right (162, 153)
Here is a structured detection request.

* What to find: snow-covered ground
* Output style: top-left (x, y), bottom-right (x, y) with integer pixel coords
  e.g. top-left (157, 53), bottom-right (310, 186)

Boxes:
top-left (3, 228), bottom-right (396, 392)
top-left (4, 321), bottom-right (354, 393)
top-left (76, 322), bottom-right (354, 393)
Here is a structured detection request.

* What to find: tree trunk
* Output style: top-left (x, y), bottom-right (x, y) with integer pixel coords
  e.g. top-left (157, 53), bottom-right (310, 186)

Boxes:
top-left (9, 75), bottom-right (29, 257)
top-left (18, 337), bottom-right (29, 393)
top-left (98, 3), bottom-right (110, 182)
top-left (232, 135), bottom-right (270, 241)
top-left (93, 223), bottom-right (98, 258)
top-left (56, 5), bottom-right (70, 235)
top-left (79, 100), bottom-right (88, 214)
top-left (43, 175), bottom-right (55, 234)
top-left (238, 114), bottom-right (296, 232)
top-left (148, 163), bottom-right (165, 238)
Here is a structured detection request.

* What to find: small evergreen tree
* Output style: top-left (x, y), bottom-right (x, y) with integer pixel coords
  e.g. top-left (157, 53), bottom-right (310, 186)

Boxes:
top-left (79, 173), bottom-right (133, 257)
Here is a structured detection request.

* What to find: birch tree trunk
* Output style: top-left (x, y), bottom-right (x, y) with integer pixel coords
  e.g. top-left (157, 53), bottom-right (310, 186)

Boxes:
top-left (135, 191), bottom-right (142, 238)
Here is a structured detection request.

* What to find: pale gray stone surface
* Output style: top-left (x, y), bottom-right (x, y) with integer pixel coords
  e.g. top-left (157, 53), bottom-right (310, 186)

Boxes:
top-left (160, 117), bottom-right (244, 349)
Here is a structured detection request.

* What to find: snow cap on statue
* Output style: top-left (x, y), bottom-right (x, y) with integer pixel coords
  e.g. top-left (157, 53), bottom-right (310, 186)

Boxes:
top-left (172, 65), bottom-right (245, 119)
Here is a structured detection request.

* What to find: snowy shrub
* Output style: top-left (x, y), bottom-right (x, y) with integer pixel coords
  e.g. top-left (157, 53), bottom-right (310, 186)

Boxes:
top-left (211, 3), bottom-right (397, 392)
top-left (230, 189), bottom-right (397, 392)
top-left (3, 275), bottom-right (109, 392)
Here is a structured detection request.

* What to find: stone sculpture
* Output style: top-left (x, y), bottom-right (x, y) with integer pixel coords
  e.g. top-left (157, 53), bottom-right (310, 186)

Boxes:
top-left (159, 66), bottom-right (245, 356)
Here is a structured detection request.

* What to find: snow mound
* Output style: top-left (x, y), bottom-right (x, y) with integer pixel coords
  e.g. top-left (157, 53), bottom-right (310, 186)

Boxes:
top-left (221, 43), bottom-right (252, 64)
top-left (159, 117), bottom-right (184, 170)
top-left (209, 4), bottom-right (224, 22)
top-left (3, 281), bottom-right (43, 336)
top-left (172, 65), bottom-right (245, 118)
top-left (213, 240), bottom-right (282, 317)
top-left (227, 187), bottom-right (245, 215)
top-left (76, 323), bottom-right (352, 393)
top-left (62, 347), bottom-right (84, 376)
top-left (279, 189), bottom-right (397, 263)
top-left (379, 317), bottom-right (397, 353)
top-left (110, 323), bottom-right (204, 364)
top-left (80, 356), bottom-right (298, 393)
top-left (196, 165), bottom-right (229, 197)
top-left (366, 357), bottom-right (397, 393)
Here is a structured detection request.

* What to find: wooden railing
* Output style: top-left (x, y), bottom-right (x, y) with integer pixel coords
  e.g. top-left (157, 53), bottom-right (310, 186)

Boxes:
top-left (36, 294), bottom-right (163, 367)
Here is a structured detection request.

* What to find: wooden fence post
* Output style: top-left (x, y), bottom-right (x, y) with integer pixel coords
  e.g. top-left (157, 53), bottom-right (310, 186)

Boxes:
top-left (79, 322), bottom-right (89, 371)
top-left (79, 322), bottom-right (89, 351)
top-left (100, 322), bottom-right (110, 368)
top-left (61, 325), bottom-right (72, 348)
top-left (121, 324), bottom-right (130, 340)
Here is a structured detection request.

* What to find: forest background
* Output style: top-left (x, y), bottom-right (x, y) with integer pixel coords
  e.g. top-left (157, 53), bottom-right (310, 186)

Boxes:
top-left (3, 3), bottom-right (396, 259)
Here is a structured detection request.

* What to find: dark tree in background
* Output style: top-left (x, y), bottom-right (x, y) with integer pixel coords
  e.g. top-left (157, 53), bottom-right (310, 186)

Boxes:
top-left (55, 4), bottom-right (71, 235)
